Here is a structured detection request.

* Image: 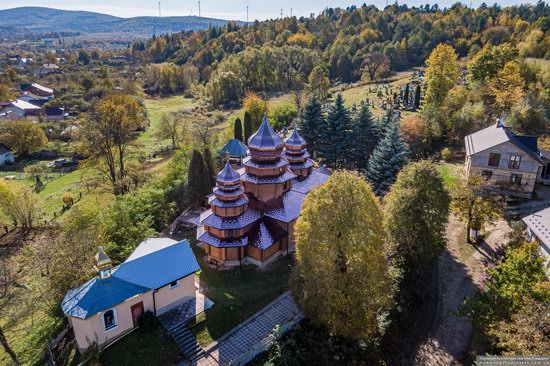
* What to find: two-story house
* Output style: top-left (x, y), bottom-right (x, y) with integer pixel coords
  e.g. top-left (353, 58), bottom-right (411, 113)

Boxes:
top-left (464, 121), bottom-right (544, 198)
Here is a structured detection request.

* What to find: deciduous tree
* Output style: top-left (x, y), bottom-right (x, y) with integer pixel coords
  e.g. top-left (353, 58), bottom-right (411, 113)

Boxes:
top-left (292, 171), bottom-right (393, 341)
top-left (362, 52), bottom-right (390, 81)
top-left (490, 61), bottom-right (525, 113)
top-left (0, 180), bottom-right (43, 229)
top-left (243, 92), bottom-right (268, 130)
top-left (305, 65), bottom-right (330, 101)
top-left (0, 119), bottom-right (48, 156)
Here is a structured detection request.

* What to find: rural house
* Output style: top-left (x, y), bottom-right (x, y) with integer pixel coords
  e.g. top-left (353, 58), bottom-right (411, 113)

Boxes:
top-left (522, 207), bottom-right (550, 274)
top-left (0, 143), bottom-right (15, 165)
top-left (197, 117), bottom-right (330, 267)
top-left (0, 99), bottom-right (41, 118)
top-left (19, 82), bottom-right (55, 103)
top-left (464, 121), bottom-right (547, 197)
top-left (61, 238), bottom-right (204, 352)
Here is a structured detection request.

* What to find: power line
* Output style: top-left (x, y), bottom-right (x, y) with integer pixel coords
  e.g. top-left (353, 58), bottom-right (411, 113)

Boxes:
top-left (280, 7), bottom-right (283, 19)
top-left (246, 5), bottom-right (249, 23)
top-left (198, 1), bottom-right (201, 17)
top-left (158, 1), bottom-right (161, 17)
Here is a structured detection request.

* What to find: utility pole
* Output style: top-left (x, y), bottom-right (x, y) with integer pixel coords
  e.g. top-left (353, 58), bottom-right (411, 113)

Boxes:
top-left (198, 1), bottom-right (201, 17)
top-left (158, 1), bottom-right (161, 17)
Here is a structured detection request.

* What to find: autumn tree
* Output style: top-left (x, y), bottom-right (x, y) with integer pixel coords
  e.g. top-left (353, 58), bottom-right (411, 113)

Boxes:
top-left (384, 161), bottom-right (450, 272)
top-left (243, 92), bottom-right (268, 130)
top-left (468, 43), bottom-right (519, 82)
top-left (425, 44), bottom-right (460, 108)
top-left (0, 83), bottom-right (16, 101)
top-left (77, 94), bottom-right (146, 195)
top-left (187, 150), bottom-right (211, 208)
top-left (24, 162), bottom-right (48, 189)
top-left (0, 119), bottom-right (48, 156)
top-left (292, 171), bottom-right (393, 341)
top-left (362, 52), bottom-right (390, 81)
top-left (451, 176), bottom-right (504, 243)
top-left (490, 61), bottom-right (525, 113)
top-left (0, 180), bottom-right (43, 229)
top-left (305, 64), bottom-right (330, 101)
top-left (157, 113), bottom-right (188, 149)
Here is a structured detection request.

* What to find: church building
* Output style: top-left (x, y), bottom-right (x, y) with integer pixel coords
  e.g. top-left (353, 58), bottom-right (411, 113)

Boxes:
top-left (197, 116), bottom-right (330, 267)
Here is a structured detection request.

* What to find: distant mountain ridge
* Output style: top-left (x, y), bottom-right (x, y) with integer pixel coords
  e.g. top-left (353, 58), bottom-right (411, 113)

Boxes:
top-left (0, 7), bottom-right (237, 36)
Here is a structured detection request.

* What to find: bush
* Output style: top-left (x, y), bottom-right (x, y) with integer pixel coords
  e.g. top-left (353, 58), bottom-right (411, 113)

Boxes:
top-left (441, 147), bottom-right (453, 162)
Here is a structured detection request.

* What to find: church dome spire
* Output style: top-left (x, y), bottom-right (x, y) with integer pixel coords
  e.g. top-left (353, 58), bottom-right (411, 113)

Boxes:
top-left (248, 116), bottom-right (284, 151)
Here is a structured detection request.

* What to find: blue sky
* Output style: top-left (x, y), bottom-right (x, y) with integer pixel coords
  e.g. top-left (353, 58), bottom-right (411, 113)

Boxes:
top-left (0, 0), bottom-right (539, 21)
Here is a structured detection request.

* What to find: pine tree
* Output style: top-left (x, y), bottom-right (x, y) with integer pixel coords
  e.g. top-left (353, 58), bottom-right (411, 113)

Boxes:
top-left (203, 147), bottom-right (217, 187)
top-left (367, 115), bottom-right (410, 195)
top-left (352, 102), bottom-right (380, 173)
top-left (404, 83), bottom-right (410, 106)
top-left (318, 94), bottom-right (352, 169)
top-left (300, 97), bottom-right (324, 158)
top-left (414, 84), bottom-right (421, 109)
top-left (378, 109), bottom-right (398, 138)
top-left (187, 150), bottom-right (212, 208)
top-left (244, 111), bottom-right (252, 145)
top-left (234, 117), bottom-right (243, 142)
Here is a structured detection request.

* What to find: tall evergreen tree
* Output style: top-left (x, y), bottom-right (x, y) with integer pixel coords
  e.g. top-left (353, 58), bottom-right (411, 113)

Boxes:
top-left (233, 117), bottom-right (243, 142)
top-left (352, 102), bottom-right (380, 172)
top-left (299, 97), bottom-right (324, 158)
top-left (378, 109), bottom-right (398, 138)
top-left (318, 94), bottom-right (352, 169)
top-left (187, 150), bottom-right (212, 208)
top-left (414, 84), bottom-right (421, 109)
top-left (404, 83), bottom-right (410, 105)
top-left (366, 115), bottom-right (410, 195)
top-left (243, 111), bottom-right (252, 145)
top-left (203, 147), bottom-right (217, 187)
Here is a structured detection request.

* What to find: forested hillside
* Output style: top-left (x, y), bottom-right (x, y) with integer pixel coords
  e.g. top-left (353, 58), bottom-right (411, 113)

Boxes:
top-left (133, 2), bottom-right (550, 101)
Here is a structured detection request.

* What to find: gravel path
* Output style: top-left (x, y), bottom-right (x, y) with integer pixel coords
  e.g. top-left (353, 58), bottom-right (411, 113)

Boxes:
top-left (415, 217), bottom-right (510, 365)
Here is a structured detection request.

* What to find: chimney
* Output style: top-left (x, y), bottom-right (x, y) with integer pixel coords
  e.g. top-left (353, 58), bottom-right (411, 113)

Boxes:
top-left (94, 246), bottom-right (112, 279)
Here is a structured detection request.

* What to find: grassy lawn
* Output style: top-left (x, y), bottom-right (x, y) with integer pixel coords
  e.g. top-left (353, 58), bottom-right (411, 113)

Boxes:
top-left (188, 240), bottom-right (293, 347)
top-left (100, 316), bottom-right (181, 366)
top-left (140, 96), bottom-right (195, 155)
top-left (438, 162), bottom-right (463, 188)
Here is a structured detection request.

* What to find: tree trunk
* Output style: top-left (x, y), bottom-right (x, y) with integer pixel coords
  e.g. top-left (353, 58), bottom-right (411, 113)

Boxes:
top-left (0, 326), bottom-right (19, 366)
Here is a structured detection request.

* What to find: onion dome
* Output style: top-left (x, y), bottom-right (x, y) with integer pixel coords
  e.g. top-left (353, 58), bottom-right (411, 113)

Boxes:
top-left (217, 162), bottom-right (241, 185)
top-left (283, 128), bottom-right (313, 177)
top-left (285, 128), bottom-right (306, 148)
top-left (248, 116), bottom-right (284, 151)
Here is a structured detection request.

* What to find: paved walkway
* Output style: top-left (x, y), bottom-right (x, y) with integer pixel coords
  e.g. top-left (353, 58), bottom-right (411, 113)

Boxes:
top-left (158, 291), bottom-right (214, 330)
top-left (197, 291), bottom-right (302, 366)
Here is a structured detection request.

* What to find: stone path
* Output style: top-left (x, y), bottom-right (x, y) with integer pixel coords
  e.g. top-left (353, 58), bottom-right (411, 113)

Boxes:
top-left (197, 291), bottom-right (302, 366)
top-left (158, 292), bottom-right (214, 330)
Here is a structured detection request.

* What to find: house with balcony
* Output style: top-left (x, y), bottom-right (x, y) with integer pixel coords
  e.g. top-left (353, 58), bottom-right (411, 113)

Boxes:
top-left (464, 121), bottom-right (546, 198)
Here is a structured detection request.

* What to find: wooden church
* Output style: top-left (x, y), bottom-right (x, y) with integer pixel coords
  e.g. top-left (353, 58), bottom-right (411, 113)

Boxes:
top-left (197, 116), bottom-right (330, 267)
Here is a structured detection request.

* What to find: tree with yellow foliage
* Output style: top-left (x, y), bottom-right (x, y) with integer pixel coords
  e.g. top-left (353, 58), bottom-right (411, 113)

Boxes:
top-left (243, 92), bottom-right (268, 130)
top-left (287, 32), bottom-right (314, 48)
top-left (292, 171), bottom-right (393, 341)
top-left (490, 61), bottom-right (525, 113)
top-left (424, 44), bottom-right (460, 108)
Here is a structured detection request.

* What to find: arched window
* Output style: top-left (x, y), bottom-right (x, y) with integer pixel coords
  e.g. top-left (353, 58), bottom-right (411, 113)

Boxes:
top-left (103, 309), bottom-right (117, 330)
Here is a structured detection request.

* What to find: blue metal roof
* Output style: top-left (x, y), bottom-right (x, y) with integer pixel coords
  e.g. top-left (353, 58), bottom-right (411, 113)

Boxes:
top-left (113, 239), bottom-right (200, 290)
top-left (248, 116), bottom-right (284, 151)
top-left (61, 274), bottom-right (149, 319)
top-left (61, 239), bottom-right (200, 319)
top-left (285, 128), bottom-right (306, 147)
top-left (217, 163), bottom-right (241, 183)
top-left (220, 139), bottom-right (248, 157)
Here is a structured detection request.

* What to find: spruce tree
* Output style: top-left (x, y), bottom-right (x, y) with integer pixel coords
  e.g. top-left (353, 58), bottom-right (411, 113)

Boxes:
top-left (352, 102), bottom-right (380, 173)
top-left (366, 115), bottom-right (410, 195)
top-left (244, 112), bottom-right (252, 145)
top-left (203, 147), bottom-right (217, 187)
top-left (378, 109), bottom-right (398, 138)
top-left (187, 150), bottom-right (212, 208)
top-left (414, 84), bottom-right (421, 109)
top-left (234, 117), bottom-right (243, 142)
top-left (318, 94), bottom-right (352, 169)
top-left (300, 97), bottom-right (324, 158)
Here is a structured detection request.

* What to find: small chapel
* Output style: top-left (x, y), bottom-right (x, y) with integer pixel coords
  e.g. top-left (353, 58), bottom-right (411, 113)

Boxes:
top-left (197, 116), bottom-right (330, 267)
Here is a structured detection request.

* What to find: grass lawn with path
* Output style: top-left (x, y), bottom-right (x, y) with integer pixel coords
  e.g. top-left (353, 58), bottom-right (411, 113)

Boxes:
top-left (184, 236), bottom-right (293, 347)
top-left (100, 316), bottom-right (181, 366)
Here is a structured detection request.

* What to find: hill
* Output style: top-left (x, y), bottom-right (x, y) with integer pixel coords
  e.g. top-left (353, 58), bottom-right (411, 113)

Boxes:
top-left (0, 7), bottom-right (236, 36)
